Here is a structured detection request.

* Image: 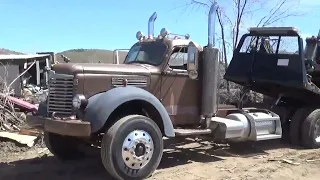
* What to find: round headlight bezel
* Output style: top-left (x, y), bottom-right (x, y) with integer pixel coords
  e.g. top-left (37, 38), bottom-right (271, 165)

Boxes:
top-left (72, 94), bottom-right (87, 109)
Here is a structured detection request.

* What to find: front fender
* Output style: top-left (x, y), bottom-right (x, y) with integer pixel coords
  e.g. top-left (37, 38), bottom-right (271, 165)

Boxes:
top-left (83, 86), bottom-right (175, 137)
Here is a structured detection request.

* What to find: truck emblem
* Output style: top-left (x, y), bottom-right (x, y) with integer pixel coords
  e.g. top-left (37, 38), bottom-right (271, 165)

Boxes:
top-left (73, 79), bottom-right (79, 86)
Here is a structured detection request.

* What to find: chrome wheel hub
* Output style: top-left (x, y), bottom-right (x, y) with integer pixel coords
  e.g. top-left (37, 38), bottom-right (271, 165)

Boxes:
top-left (122, 130), bottom-right (154, 169)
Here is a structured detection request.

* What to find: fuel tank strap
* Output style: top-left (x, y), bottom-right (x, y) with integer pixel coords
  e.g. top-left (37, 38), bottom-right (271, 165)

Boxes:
top-left (238, 109), bottom-right (256, 137)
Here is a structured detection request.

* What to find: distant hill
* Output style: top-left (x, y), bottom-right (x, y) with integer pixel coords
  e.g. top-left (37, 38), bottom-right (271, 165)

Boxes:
top-left (0, 48), bottom-right (24, 55)
top-left (55, 48), bottom-right (128, 64)
top-left (0, 48), bottom-right (128, 64)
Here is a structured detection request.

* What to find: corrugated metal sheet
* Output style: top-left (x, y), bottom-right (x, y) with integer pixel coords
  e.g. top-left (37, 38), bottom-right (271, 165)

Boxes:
top-left (0, 54), bottom-right (49, 60)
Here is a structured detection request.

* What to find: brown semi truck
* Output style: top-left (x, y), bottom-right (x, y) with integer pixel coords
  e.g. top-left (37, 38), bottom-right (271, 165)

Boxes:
top-left (26, 2), bottom-right (320, 180)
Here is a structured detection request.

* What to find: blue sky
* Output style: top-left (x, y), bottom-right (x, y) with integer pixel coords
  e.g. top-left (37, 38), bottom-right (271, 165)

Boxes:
top-left (0, 0), bottom-right (319, 54)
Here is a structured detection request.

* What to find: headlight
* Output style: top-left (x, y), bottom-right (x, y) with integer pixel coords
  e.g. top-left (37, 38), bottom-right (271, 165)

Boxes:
top-left (72, 94), bottom-right (87, 109)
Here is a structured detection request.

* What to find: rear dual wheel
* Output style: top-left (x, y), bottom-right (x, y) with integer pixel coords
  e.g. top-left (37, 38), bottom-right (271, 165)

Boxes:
top-left (101, 115), bottom-right (163, 180)
top-left (290, 108), bottom-right (320, 149)
top-left (301, 109), bottom-right (320, 148)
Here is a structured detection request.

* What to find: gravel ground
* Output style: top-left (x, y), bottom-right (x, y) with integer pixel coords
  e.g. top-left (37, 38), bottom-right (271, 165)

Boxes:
top-left (0, 137), bottom-right (319, 180)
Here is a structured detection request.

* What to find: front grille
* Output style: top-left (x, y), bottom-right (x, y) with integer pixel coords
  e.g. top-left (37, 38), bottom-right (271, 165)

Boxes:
top-left (47, 73), bottom-right (74, 115)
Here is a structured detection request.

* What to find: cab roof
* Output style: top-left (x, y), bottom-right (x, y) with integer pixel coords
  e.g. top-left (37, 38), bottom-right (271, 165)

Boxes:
top-left (248, 27), bottom-right (300, 36)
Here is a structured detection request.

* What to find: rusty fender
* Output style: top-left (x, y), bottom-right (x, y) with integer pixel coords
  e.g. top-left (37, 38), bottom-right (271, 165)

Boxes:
top-left (83, 86), bottom-right (175, 137)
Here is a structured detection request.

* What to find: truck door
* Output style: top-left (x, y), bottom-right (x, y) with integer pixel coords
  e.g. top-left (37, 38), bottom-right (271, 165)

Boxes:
top-left (160, 46), bottom-right (201, 126)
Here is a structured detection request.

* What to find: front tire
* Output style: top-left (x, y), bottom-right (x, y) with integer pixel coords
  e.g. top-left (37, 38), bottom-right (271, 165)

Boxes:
top-left (44, 131), bottom-right (85, 160)
top-left (101, 115), bottom-right (163, 180)
top-left (302, 109), bottom-right (320, 149)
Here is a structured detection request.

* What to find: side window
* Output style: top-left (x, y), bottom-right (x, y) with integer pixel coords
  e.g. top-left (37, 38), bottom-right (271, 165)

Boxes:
top-left (240, 36), bottom-right (256, 53)
top-left (239, 36), bottom-right (279, 54)
top-left (278, 36), bottom-right (299, 54)
top-left (168, 47), bottom-right (188, 70)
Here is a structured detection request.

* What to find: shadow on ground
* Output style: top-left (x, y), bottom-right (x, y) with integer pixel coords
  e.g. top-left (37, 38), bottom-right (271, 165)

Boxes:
top-left (0, 155), bottom-right (113, 180)
top-left (0, 138), bottom-right (300, 179)
top-left (159, 137), bottom-right (301, 169)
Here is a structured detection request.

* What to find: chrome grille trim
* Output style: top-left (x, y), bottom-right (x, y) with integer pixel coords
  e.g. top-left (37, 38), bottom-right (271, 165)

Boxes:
top-left (47, 73), bottom-right (74, 115)
top-left (111, 77), bottom-right (148, 88)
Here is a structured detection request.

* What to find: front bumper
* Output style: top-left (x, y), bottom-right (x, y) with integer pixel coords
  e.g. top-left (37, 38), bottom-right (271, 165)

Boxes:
top-left (26, 115), bottom-right (92, 137)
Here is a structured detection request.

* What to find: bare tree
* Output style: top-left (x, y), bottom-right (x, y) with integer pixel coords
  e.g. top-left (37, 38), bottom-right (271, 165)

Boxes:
top-left (181, 0), bottom-right (303, 63)
top-left (176, 0), bottom-right (304, 104)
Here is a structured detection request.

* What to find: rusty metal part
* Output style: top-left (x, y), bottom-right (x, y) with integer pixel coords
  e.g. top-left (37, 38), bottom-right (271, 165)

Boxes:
top-left (45, 119), bottom-right (91, 137)
top-left (26, 115), bottom-right (91, 137)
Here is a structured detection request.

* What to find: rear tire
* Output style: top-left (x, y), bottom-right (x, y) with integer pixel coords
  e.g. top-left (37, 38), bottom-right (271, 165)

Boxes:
top-left (101, 115), bottom-right (163, 180)
top-left (44, 131), bottom-right (85, 160)
top-left (301, 109), bottom-right (320, 149)
top-left (289, 108), bottom-right (314, 146)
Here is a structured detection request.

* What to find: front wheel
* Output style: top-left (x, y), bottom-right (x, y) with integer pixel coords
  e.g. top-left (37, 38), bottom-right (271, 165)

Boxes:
top-left (101, 115), bottom-right (163, 180)
top-left (44, 132), bottom-right (85, 160)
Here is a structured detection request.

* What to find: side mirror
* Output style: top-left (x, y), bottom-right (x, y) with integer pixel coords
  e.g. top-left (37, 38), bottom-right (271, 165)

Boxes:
top-left (187, 42), bottom-right (199, 79)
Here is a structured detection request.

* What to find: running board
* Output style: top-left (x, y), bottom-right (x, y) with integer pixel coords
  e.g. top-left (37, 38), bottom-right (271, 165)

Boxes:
top-left (174, 129), bottom-right (212, 136)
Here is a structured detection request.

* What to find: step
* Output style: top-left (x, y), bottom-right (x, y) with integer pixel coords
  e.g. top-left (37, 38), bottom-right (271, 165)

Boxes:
top-left (256, 134), bottom-right (282, 141)
top-left (174, 129), bottom-right (212, 136)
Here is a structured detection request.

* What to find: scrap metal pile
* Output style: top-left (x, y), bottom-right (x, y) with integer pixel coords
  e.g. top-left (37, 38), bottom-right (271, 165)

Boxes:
top-left (218, 63), bottom-right (264, 105)
top-left (0, 53), bottom-right (54, 147)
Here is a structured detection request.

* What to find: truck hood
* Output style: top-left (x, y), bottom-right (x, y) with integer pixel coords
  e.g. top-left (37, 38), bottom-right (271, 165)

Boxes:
top-left (52, 63), bottom-right (158, 75)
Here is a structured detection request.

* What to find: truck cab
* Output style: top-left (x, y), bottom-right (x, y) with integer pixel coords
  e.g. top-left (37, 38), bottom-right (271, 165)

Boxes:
top-left (225, 27), bottom-right (320, 105)
top-left (46, 28), bottom-right (210, 127)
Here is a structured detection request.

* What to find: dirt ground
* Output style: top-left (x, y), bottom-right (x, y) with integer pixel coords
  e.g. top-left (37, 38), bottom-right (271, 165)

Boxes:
top-left (0, 137), bottom-right (319, 180)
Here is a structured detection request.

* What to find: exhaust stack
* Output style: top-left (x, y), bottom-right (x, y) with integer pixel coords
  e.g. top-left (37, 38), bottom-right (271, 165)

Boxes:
top-left (148, 12), bottom-right (157, 38)
top-left (202, 2), bottom-right (220, 121)
top-left (208, 1), bottom-right (218, 48)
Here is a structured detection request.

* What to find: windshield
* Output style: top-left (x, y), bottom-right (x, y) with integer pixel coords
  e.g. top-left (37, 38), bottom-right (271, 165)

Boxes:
top-left (124, 41), bottom-right (167, 66)
top-left (239, 35), bottom-right (300, 55)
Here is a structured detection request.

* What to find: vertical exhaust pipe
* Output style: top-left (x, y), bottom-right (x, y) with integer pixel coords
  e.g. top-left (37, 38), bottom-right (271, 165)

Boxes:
top-left (148, 12), bottom-right (157, 38)
top-left (208, 1), bottom-right (218, 48)
top-left (202, 2), bottom-right (220, 123)
top-left (113, 50), bottom-right (119, 64)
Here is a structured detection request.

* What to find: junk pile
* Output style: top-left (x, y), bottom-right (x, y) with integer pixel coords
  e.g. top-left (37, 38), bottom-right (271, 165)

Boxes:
top-left (218, 63), bottom-right (264, 105)
top-left (0, 53), bottom-right (55, 148)
top-left (0, 89), bottom-right (44, 148)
